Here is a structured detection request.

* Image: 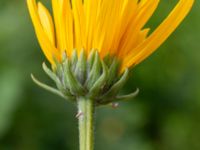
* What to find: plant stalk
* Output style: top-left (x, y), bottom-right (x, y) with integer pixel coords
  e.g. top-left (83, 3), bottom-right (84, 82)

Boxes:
top-left (78, 97), bottom-right (95, 150)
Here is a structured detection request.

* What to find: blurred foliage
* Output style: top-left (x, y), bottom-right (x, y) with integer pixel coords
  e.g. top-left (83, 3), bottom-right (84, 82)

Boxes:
top-left (0, 0), bottom-right (200, 150)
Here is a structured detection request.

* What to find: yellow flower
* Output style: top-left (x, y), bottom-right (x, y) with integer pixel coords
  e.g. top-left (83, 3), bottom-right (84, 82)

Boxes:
top-left (27, 0), bottom-right (194, 73)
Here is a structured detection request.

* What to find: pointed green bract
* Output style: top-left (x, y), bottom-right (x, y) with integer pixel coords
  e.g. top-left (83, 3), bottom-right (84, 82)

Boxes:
top-left (71, 49), bottom-right (78, 71)
top-left (32, 50), bottom-right (138, 106)
top-left (101, 69), bottom-right (129, 100)
top-left (31, 74), bottom-right (75, 101)
top-left (89, 61), bottom-right (108, 98)
top-left (86, 51), bottom-right (102, 89)
top-left (99, 88), bottom-right (139, 105)
top-left (87, 49), bottom-right (96, 72)
top-left (63, 59), bottom-right (85, 96)
top-left (106, 58), bottom-right (120, 86)
top-left (75, 49), bottom-right (87, 84)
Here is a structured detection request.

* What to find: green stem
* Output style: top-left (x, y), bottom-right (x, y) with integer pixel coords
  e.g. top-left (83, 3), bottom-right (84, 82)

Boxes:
top-left (78, 97), bottom-right (95, 150)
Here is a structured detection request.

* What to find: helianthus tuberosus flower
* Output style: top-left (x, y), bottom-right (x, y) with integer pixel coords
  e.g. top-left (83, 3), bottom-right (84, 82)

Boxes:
top-left (27, 0), bottom-right (194, 150)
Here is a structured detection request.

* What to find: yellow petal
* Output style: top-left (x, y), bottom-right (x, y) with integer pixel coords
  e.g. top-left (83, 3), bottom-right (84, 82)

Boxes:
top-left (84, 0), bottom-right (100, 52)
top-left (52, 0), bottom-right (74, 56)
top-left (112, 0), bottom-right (138, 55)
top-left (118, 0), bottom-right (159, 58)
top-left (27, 0), bottom-right (60, 64)
top-left (71, 0), bottom-right (86, 53)
top-left (121, 0), bottom-right (194, 72)
top-left (38, 2), bottom-right (55, 45)
top-left (63, 0), bottom-right (74, 57)
top-left (93, 0), bottom-right (113, 56)
top-left (52, 0), bottom-right (65, 52)
top-left (119, 28), bottom-right (150, 60)
top-left (136, 0), bottom-right (160, 30)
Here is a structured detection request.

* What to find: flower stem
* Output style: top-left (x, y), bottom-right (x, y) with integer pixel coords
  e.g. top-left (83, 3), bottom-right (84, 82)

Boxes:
top-left (78, 97), bottom-right (95, 150)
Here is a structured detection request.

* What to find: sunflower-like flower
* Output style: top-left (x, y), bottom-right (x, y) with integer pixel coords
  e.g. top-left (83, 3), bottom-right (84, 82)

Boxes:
top-left (28, 0), bottom-right (195, 104)
top-left (27, 0), bottom-right (194, 70)
top-left (27, 0), bottom-right (194, 149)
top-left (28, 0), bottom-right (194, 103)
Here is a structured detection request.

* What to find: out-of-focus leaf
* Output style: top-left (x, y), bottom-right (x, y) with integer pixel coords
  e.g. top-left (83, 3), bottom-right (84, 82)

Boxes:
top-left (0, 70), bottom-right (22, 138)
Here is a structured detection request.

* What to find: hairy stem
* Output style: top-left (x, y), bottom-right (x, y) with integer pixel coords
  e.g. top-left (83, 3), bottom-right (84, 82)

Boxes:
top-left (78, 97), bottom-right (95, 150)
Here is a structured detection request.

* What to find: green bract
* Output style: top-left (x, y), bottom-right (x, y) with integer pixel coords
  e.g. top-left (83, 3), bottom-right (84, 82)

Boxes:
top-left (31, 50), bottom-right (139, 106)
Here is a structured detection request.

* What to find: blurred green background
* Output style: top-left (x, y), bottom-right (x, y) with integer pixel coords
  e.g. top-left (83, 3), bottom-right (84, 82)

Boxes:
top-left (0, 0), bottom-right (199, 150)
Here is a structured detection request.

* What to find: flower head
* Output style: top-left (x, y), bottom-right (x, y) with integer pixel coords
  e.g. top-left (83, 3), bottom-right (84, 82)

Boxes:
top-left (27, 0), bottom-right (194, 73)
top-left (27, 1), bottom-right (194, 148)
top-left (28, 0), bottom-right (194, 105)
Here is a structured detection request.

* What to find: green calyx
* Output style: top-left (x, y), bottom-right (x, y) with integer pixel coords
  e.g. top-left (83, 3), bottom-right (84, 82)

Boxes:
top-left (31, 49), bottom-right (139, 106)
